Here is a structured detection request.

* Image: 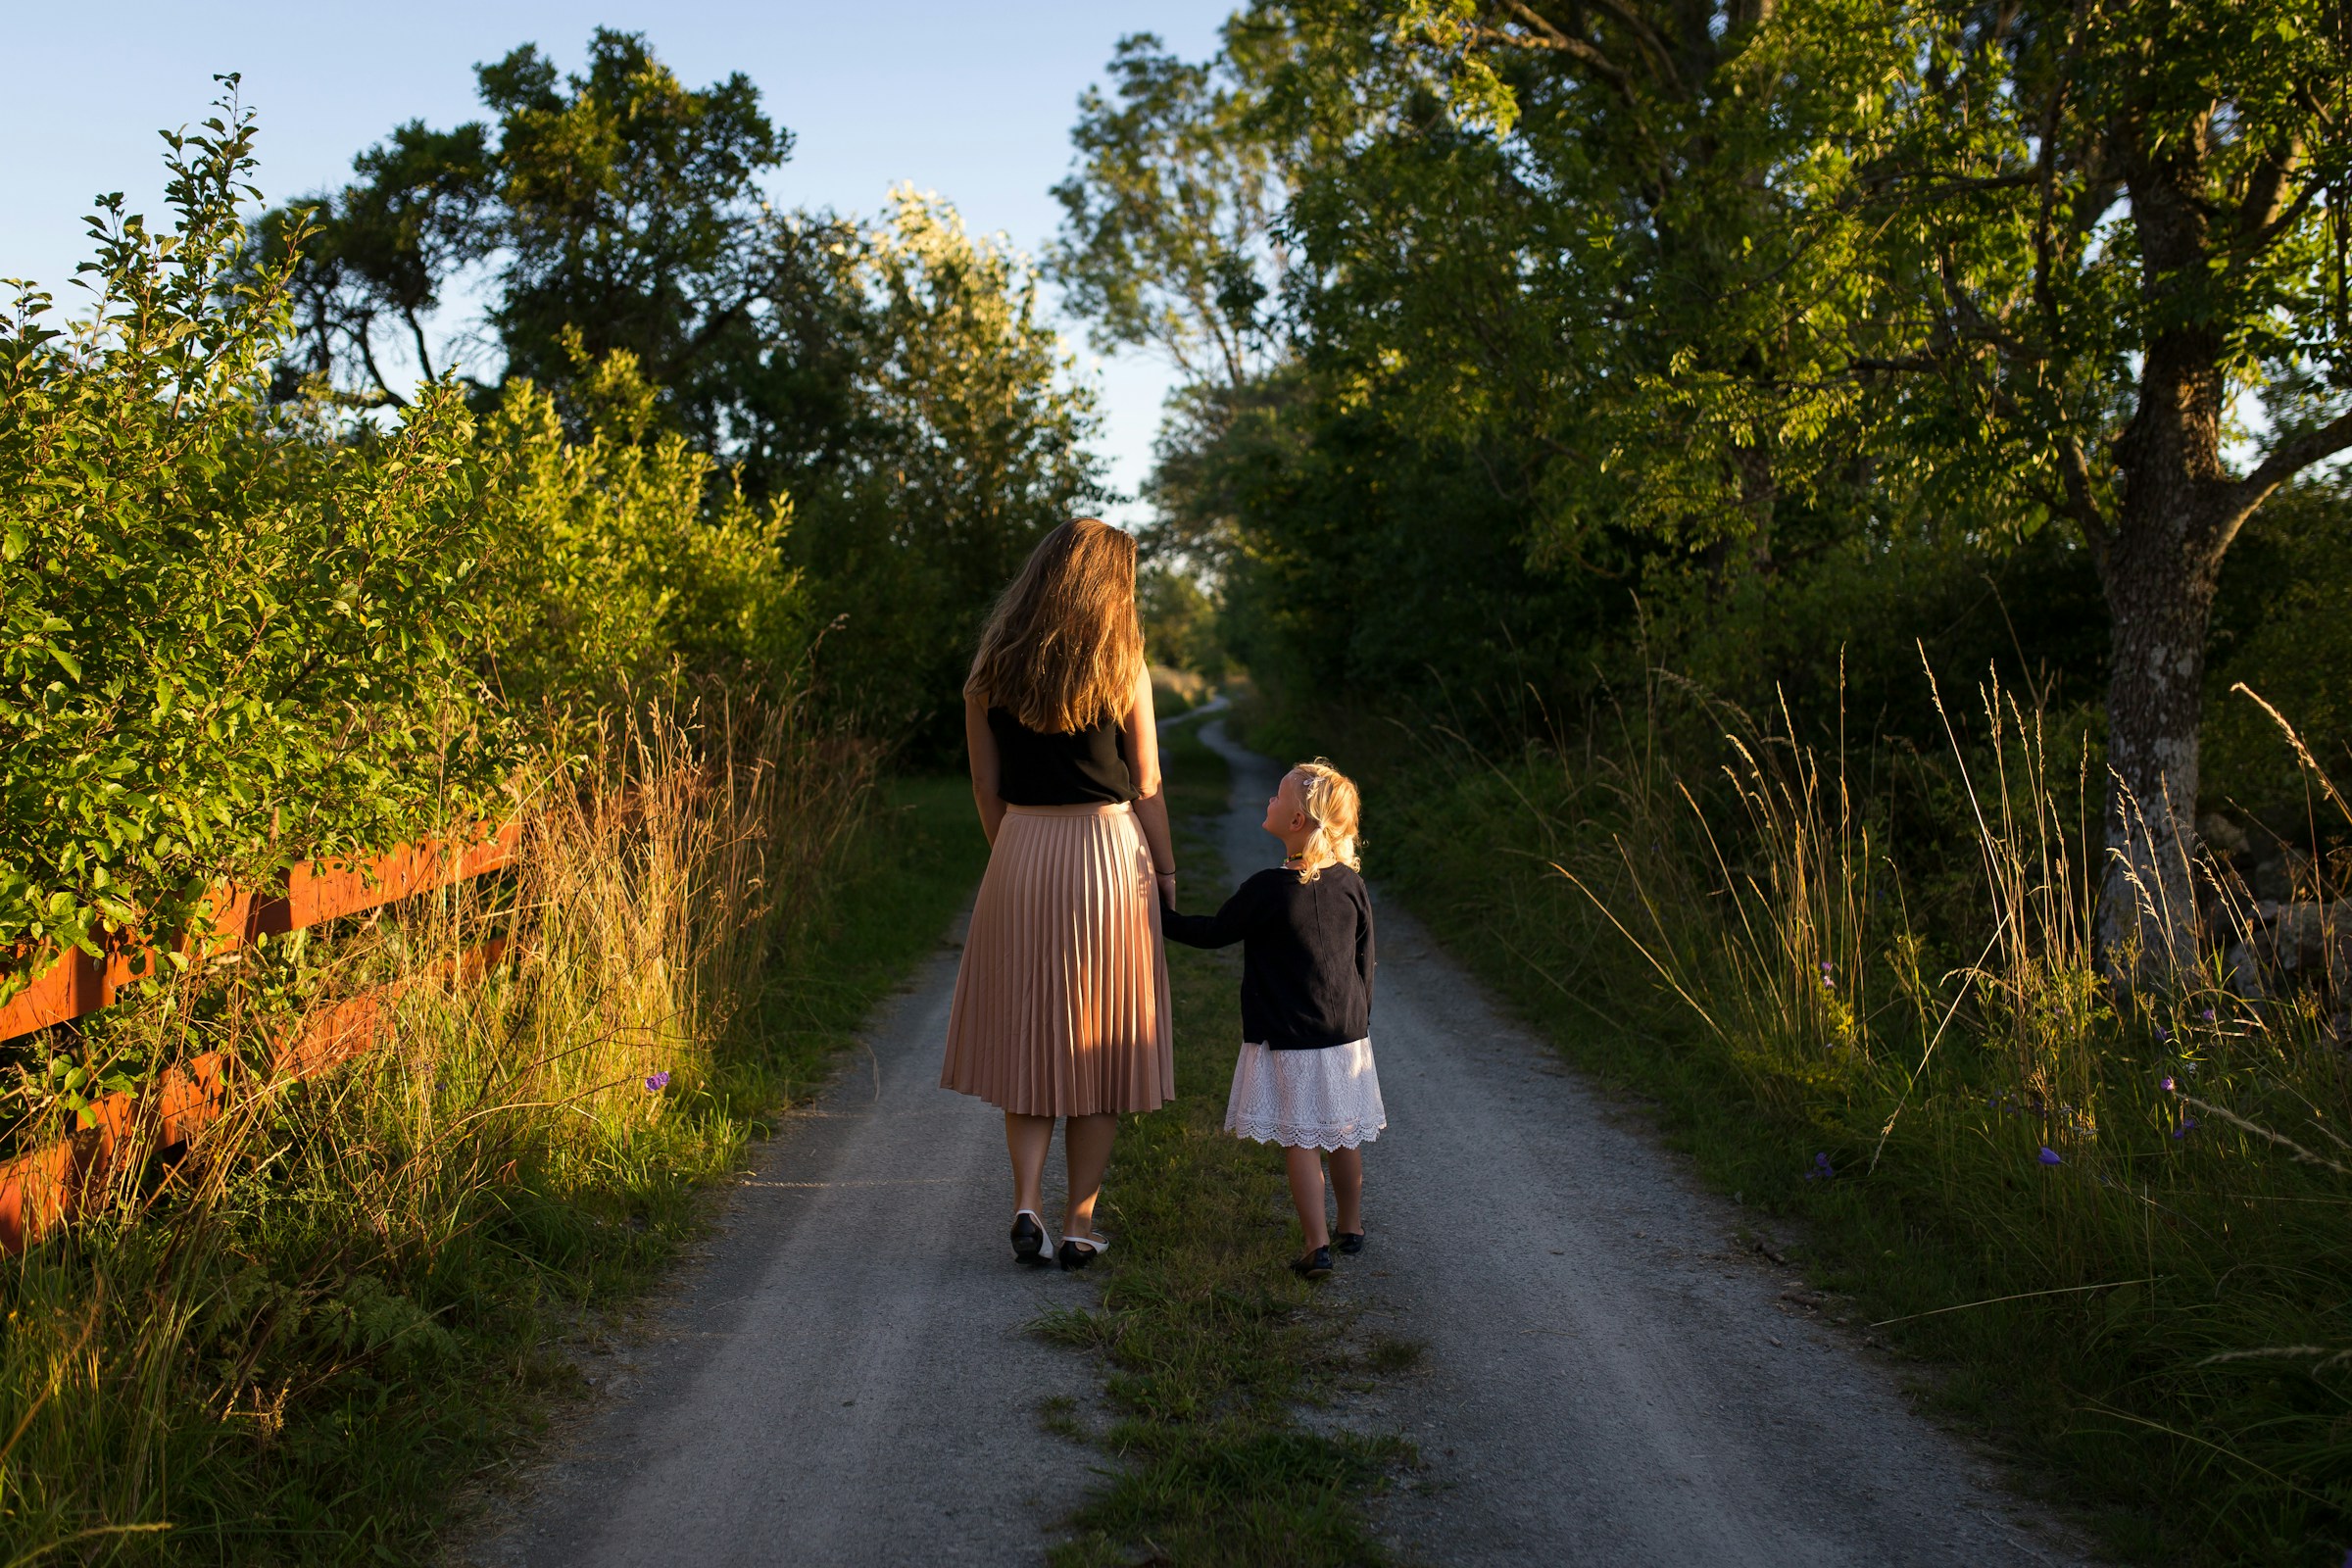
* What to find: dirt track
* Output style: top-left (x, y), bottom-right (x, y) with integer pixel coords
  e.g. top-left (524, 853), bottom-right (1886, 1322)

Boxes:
top-left (1196, 716), bottom-right (2086, 1566)
top-left (471, 710), bottom-right (2088, 1566)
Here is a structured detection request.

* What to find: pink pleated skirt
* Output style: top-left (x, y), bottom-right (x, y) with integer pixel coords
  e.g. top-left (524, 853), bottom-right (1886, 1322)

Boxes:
top-left (941, 802), bottom-right (1175, 1116)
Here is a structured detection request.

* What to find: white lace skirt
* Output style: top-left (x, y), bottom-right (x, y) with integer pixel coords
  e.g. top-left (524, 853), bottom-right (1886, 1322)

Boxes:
top-left (1224, 1038), bottom-right (1386, 1151)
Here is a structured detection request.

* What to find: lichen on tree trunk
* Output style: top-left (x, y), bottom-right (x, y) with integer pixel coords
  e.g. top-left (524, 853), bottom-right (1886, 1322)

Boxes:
top-left (2095, 493), bottom-right (2221, 977)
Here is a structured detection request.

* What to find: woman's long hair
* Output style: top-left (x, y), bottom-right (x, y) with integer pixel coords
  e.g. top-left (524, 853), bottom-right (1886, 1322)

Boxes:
top-left (965, 518), bottom-right (1145, 733)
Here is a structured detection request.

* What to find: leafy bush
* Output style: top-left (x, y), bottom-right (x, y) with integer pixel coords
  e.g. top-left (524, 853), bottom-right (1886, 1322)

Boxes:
top-left (1, 89), bottom-right (813, 1002)
top-left (0, 100), bottom-right (501, 988)
top-left (472, 337), bottom-right (804, 717)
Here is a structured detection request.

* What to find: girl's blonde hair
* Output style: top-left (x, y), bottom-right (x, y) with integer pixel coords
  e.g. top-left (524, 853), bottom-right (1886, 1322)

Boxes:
top-left (1290, 759), bottom-right (1362, 882)
top-left (964, 518), bottom-right (1145, 733)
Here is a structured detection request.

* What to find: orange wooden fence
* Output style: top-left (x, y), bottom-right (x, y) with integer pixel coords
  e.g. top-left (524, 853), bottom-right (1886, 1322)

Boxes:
top-left (0, 824), bottom-right (523, 1252)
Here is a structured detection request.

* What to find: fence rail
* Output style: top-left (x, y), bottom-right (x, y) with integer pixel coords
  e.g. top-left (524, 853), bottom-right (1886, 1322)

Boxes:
top-left (0, 822), bottom-right (524, 1251)
top-left (1, 823), bottom-right (523, 1044)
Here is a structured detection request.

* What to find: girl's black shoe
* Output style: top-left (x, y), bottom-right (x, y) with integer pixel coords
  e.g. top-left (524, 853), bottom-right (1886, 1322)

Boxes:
top-left (1011, 1210), bottom-right (1048, 1266)
top-left (1290, 1245), bottom-right (1334, 1280)
top-left (1336, 1232), bottom-right (1365, 1256)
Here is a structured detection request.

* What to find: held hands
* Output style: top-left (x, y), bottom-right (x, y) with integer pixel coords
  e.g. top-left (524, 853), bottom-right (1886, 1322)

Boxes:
top-left (1154, 871), bottom-right (1178, 906)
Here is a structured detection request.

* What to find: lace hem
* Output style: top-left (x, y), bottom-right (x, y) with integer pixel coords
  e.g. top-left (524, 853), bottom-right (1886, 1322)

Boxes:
top-left (1226, 1113), bottom-right (1385, 1152)
top-left (1222, 1038), bottom-right (1386, 1152)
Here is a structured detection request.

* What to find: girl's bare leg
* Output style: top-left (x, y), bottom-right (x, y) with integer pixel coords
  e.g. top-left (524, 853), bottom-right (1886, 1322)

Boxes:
top-left (1062, 1112), bottom-right (1118, 1239)
top-left (1328, 1147), bottom-right (1364, 1235)
top-left (1284, 1146), bottom-right (1331, 1250)
top-left (1005, 1111), bottom-right (1054, 1216)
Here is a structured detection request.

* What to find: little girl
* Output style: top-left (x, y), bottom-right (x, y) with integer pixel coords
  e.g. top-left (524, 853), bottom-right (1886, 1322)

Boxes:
top-left (1160, 759), bottom-right (1384, 1279)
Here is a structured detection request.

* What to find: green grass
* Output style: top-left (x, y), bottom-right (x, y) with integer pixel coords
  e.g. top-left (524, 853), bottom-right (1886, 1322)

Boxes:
top-left (1046, 716), bottom-right (1407, 1568)
top-left (1229, 692), bottom-right (2352, 1568)
top-left (730, 773), bottom-right (991, 1117)
top-left (0, 762), bottom-right (987, 1565)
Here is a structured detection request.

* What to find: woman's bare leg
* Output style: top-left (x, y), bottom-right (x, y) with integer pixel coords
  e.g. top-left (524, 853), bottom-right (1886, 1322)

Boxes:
top-left (1061, 1113), bottom-right (1118, 1239)
top-left (1284, 1146), bottom-right (1331, 1251)
top-left (1005, 1111), bottom-right (1054, 1216)
top-left (1328, 1147), bottom-right (1364, 1236)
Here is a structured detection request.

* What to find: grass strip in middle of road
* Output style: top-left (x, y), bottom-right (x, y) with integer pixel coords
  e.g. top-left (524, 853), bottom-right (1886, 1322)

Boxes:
top-left (1040, 716), bottom-right (1409, 1568)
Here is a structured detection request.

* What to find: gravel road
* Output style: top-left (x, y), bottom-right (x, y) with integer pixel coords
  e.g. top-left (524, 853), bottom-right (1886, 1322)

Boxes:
top-left (466, 921), bottom-right (1102, 1568)
top-left (1194, 717), bottom-right (2087, 1567)
top-left (470, 711), bottom-right (2089, 1567)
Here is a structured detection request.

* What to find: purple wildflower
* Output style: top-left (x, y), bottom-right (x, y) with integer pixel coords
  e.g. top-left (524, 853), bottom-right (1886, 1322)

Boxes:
top-left (2154, 1025), bottom-right (2172, 1042)
top-left (645, 1071), bottom-right (671, 1093)
top-left (2201, 1007), bottom-right (2216, 1022)
top-left (2160, 1076), bottom-right (2177, 1093)
top-left (2037, 1147), bottom-right (2063, 1166)
top-left (1804, 1152), bottom-right (1836, 1181)
top-left (2173, 1116), bottom-right (2200, 1140)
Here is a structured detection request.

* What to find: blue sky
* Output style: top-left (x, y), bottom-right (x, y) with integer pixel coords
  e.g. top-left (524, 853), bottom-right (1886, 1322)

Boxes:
top-left (0, 3), bottom-right (1237, 519)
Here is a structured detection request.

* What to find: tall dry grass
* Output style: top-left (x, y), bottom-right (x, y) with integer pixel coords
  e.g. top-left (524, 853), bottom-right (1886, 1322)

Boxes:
top-left (0, 690), bottom-right (872, 1562)
top-left (1341, 665), bottom-right (2352, 1562)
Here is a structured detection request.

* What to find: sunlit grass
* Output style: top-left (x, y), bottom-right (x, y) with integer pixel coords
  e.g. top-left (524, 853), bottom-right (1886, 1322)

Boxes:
top-left (0, 699), bottom-right (987, 1564)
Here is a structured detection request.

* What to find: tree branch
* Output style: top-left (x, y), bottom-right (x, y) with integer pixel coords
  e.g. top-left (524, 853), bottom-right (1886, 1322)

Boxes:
top-left (402, 305), bottom-right (437, 383)
top-left (2236, 405), bottom-right (2352, 503)
top-left (2033, 0), bottom-right (2085, 337)
top-left (2056, 435), bottom-right (2110, 552)
top-left (2233, 133), bottom-right (2304, 242)
top-left (1464, 18), bottom-right (1634, 99)
top-left (351, 316), bottom-right (412, 411)
top-left (1573, 0), bottom-right (1687, 97)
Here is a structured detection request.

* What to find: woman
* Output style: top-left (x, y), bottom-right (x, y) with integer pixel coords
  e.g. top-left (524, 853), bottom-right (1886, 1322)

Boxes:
top-left (941, 518), bottom-right (1177, 1269)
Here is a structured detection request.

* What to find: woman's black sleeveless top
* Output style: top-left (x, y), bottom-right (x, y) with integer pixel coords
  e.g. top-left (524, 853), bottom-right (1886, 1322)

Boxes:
top-left (989, 707), bottom-right (1136, 806)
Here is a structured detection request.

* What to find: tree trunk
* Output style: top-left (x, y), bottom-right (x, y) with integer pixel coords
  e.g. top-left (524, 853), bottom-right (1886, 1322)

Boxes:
top-left (2095, 480), bottom-right (2221, 977)
top-left (2095, 121), bottom-right (2236, 980)
top-left (2097, 275), bottom-right (2236, 977)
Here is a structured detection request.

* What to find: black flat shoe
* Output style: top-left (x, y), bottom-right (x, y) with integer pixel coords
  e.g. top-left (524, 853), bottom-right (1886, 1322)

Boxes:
top-left (1056, 1233), bottom-right (1109, 1271)
top-left (1011, 1210), bottom-right (1048, 1266)
top-left (1336, 1232), bottom-right (1365, 1256)
top-left (1290, 1245), bottom-right (1334, 1280)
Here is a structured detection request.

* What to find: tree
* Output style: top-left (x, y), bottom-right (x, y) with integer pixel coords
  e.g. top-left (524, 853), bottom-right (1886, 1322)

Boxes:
top-left (263, 28), bottom-right (869, 502)
top-left (1850, 0), bottom-right (2352, 969)
top-left (1049, 31), bottom-right (1292, 391)
top-left (1155, 0), bottom-right (2352, 972)
top-left (790, 189), bottom-right (1109, 746)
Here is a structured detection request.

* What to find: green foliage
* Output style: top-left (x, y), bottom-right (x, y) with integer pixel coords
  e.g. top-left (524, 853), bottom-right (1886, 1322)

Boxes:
top-left (473, 338), bottom-right (805, 715)
top-left (1069, 3), bottom-right (2352, 887)
top-left (790, 189), bottom-right (1109, 751)
top-left (0, 89), bottom-right (502, 992)
top-left (1139, 562), bottom-right (1227, 677)
top-left (2, 89), bottom-right (817, 1005)
top-left (1049, 31), bottom-right (1289, 389)
top-left (2205, 476), bottom-right (2352, 822)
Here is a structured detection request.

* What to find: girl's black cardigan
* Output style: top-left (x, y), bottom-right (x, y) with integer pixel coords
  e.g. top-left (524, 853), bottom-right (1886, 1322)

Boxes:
top-left (1158, 864), bottom-right (1374, 1050)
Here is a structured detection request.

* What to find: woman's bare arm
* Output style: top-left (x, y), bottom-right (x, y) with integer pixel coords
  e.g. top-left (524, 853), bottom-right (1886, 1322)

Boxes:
top-left (1124, 667), bottom-right (1179, 891)
top-left (966, 695), bottom-right (1007, 846)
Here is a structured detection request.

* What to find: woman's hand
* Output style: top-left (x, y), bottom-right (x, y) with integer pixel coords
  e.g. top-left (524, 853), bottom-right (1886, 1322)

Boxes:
top-left (1154, 871), bottom-right (1178, 905)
